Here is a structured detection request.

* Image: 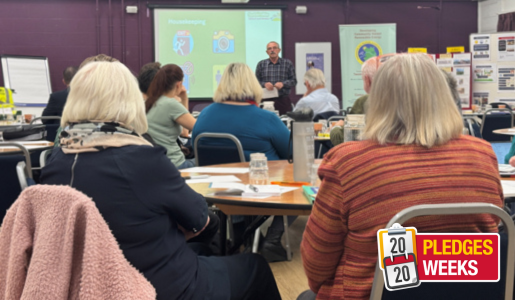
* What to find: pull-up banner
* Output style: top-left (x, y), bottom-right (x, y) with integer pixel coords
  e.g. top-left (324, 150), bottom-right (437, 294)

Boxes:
top-left (339, 24), bottom-right (396, 110)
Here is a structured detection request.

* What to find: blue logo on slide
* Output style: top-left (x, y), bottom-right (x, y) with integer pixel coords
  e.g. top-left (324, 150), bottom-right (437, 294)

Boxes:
top-left (173, 30), bottom-right (194, 56)
top-left (213, 31), bottom-right (235, 53)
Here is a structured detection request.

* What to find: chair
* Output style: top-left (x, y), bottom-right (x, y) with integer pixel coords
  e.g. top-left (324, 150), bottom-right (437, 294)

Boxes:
top-left (0, 185), bottom-right (156, 299)
top-left (30, 116), bottom-right (61, 142)
top-left (194, 132), bottom-right (245, 166)
top-left (327, 115), bottom-right (346, 127)
top-left (463, 115), bottom-right (482, 138)
top-left (481, 108), bottom-right (513, 142)
top-left (0, 142), bottom-right (33, 222)
top-left (369, 203), bottom-right (515, 300)
top-left (313, 111), bottom-right (339, 122)
top-left (490, 102), bottom-right (513, 111)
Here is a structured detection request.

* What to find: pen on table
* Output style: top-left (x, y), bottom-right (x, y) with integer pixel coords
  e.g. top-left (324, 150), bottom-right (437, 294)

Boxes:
top-left (270, 181), bottom-right (311, 186)
top-left (182, 175), bottom-right (210, 180)
top-left (248, 185), bottom-right (259, 192)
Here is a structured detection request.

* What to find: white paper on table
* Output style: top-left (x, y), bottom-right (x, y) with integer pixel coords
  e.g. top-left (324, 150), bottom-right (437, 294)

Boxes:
top-left (501, 180), bottom-right (515, 197)
top-left (262, 87), bottom-right (279, 99)
top-left (209, 183), bottom-right (299, 197)
top-left (180, 167), bottom-right (249, 174)
top-left (186, 175), bottom-right (241, 184)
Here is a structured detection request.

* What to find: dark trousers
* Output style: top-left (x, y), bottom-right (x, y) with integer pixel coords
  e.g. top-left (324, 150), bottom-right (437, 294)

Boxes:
top-left (269, 95), bottom-right (292, 116)
top-left (216, 253), bottom-right (282, 300)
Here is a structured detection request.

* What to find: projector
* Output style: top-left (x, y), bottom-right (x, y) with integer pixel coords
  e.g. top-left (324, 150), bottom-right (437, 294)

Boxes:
top-left (221, 0), bottom-right (249, 3)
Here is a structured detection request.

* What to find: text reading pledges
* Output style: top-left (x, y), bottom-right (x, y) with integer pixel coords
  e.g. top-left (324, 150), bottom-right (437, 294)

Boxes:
top-left (416, 234), bottom-right (500, 281)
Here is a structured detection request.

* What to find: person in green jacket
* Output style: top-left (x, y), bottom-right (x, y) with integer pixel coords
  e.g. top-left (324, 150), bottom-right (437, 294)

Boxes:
top-left (330, 56), bottom-right (379, 145)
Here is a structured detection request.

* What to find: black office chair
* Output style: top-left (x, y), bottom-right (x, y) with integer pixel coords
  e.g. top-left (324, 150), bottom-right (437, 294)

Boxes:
top-left (30, 116), bottom-right (61, 142)
top-left (193, 132), bottom-right (245, 166)
top-left (0, 142), bottom-right (34, 222)
top-left (313, 111), bottom-right (339, 122)
top-left (490, 102), bottom-right (513, 111)
top-left (369, 203), bottom-right (515, 300)
top-left (481, 109), bottom-right (513, 142)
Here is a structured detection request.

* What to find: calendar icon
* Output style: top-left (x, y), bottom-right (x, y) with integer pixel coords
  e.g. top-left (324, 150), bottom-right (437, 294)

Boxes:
top-left (377, 223), bottom-right (418, 269)
top-left (377, 223), bottom-right (420, 291)
top-left (383, 254), bottom-right (420, 290)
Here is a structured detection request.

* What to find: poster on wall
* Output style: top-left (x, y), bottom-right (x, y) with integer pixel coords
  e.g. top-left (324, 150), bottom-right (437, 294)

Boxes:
top-left (471, 34), bottom-right (491, 61)
top-left (473, 91), bottom-right (490, 106)
top-left (295, 43), bottom-right (332, 95)
top-left (498, 35), bottom-right (515, 61)
top-left (498, 67), bottom-right (515, 92)
top-left (339, 24), bottom-right (396, 109)
top-left (473, 64), bottom-right (496, 83)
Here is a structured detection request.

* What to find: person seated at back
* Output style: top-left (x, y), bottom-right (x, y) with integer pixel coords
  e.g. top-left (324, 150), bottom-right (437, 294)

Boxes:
top-left (192, 62), bottom-right (290, 161)
top-left (294, 68), bottom-right (339, 117)
top-left (191, 62), bottom-right (293, 262)
top-left (42, 66), bottom-right (78, 124)
top-left (41, 61), bottom-right (281, 300)
top-left (137, 62), bottom-right (161, 100)
top-left (299, 53), bottom-right (503, 300)
top-left (145, 64), bottom-right (197, 169)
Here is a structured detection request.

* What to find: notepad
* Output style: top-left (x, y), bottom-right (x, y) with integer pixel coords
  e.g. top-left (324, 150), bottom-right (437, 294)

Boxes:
top-left (180, 167), bottom-right (249, 174)
top-left (302, 186), bottom-right (319, 203)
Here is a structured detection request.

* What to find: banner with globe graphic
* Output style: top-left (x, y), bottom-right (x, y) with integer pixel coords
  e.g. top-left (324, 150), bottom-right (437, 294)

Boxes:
top-left (339, 24), bottom-right (396, 109)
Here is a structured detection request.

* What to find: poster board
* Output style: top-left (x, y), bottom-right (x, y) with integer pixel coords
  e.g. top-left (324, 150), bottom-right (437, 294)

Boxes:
top-left (295, 42), bottom-right (332, 95)
top-left (436, 53), bottom-right (473, 110)
top-left (1, 55), bottom-right (52, 107)
top-left (338, 24), bottom-right (396, 109)
top-left (470, 32), bottom-right (515, 108)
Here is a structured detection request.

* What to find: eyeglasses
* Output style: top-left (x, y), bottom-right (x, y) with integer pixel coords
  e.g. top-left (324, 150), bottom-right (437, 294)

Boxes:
top-left (267, 47), bottom-right (279, 51)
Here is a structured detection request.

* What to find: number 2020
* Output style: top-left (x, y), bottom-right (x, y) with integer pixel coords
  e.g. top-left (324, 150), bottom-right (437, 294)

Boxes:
top-left (390, 237), bottom-right (406, 254)
top-left (394, 266), bottom-right (410, 283)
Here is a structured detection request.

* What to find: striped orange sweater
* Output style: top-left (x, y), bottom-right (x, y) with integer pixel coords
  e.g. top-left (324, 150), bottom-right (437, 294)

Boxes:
top-left (300, 135), bottom-right (504, 300)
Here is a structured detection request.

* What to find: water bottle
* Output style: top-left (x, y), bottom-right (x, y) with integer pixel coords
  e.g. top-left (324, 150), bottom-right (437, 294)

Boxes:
top-left (249, 153), bottom-right (269, 185)
top-left (343, 121), bottom-right (365, 142)
top-left (287, 108), bottom-right (315, 182)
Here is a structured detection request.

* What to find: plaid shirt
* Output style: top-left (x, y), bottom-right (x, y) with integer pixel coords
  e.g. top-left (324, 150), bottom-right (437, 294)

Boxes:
top-left (255, 57), bottom-right (297, 96)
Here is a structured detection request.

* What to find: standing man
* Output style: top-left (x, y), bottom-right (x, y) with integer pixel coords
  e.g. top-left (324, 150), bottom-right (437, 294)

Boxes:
top-left (255, 41), bottom-right (297, 115)
top-left (42, 66), bottom-right (78, 124)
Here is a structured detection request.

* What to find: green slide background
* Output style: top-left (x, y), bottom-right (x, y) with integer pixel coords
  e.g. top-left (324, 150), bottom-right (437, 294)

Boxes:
top-left (155, 9), bottom-right (281, 99)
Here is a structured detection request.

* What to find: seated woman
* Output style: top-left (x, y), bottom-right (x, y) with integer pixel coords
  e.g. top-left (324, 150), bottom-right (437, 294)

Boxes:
top-left (192, 63), bottom-right (290, 161)
top-left (41, 62), bottom-right (281, 300)
top-left (300, 54), bottom-right (503, 300)
top-left (145, 64), bottom-right (196, 169)
top-left (191, 63), bottom-right (292, 262)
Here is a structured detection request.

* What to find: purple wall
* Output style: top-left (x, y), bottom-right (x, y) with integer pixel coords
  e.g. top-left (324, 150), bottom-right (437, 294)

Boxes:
top-left (0, 0), bottom-right (477, 105)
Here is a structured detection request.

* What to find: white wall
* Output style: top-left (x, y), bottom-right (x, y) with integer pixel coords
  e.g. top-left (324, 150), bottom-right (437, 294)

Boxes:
top-left (479, 0), bottom-right (515, 34)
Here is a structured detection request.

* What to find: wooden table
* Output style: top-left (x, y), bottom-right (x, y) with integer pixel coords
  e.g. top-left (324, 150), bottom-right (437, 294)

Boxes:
top-left (0, 141), bottom-right (54, 153)
top-left (184, 160), bottom-right (314, 216)
top-left (493, 128), bottom-right (515, 136)
top-left (184, 160), bottom-right (316, 255)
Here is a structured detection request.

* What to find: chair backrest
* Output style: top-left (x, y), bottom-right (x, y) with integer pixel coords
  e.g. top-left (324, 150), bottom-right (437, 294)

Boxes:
top-left (369, 203), bottom-right (515, 300)
top-left (327, 115), bottom-right (346, 127)
top-left (30, 117), bottom-right (61, 142)
top-left (481, 109), bottom-right (513, 142)
top-left (0, 142), bottom-right (33, 222)
top-left (194, 133), bottom-right (246, 166)
top-left (490, 102), bottom-right (513, 111)
top-left (463, 116), bottom-right (482, 138)
top-left (313, 111), bottom-right (339, 122)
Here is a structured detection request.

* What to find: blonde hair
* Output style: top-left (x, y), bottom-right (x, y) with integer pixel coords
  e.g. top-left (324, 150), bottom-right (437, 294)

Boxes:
top-left (213, 63), bottom-right (263, 103)
top-left (62, 62), bottom-right (148, 134)
top-left (304, 68), bottom-right (325, 88)
top-left (364, 54), bottom-right (462, 148)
